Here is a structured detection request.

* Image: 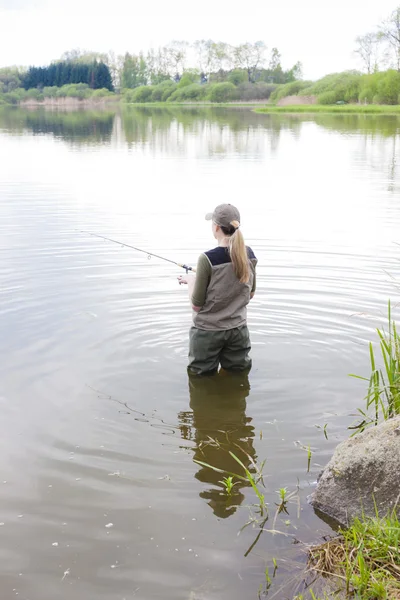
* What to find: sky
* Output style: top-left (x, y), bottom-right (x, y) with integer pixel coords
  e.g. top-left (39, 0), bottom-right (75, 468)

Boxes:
top-left (0, 0), bottom-right (397, 79)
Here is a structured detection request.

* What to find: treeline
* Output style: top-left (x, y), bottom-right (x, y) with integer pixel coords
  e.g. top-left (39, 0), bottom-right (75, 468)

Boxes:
top-left (0, 83), bottom-right (115, 106)
top-left (272, 69), bottom-right (400, 105)
top-left (0, 42), bottom-right (302, 105)
top-left (122, 77), bottom-right (276, 104)
top-left (119, 42), bottom-right (301, 89)
top-left (23, 61), bottom-right (113, 91)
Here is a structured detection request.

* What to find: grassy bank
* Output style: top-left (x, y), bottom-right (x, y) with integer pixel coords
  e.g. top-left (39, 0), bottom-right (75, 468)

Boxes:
top-left (304, 511), bottom-right (400, 599)
top-left (256, 104), bottom-right (400, 115)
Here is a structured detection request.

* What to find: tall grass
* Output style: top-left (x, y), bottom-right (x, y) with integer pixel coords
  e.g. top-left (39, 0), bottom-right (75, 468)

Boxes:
top-left (350, 301), bottom-right (400, 434)
top-left (308, 510), bottom-right (400, 599)
top-left (256, 105), bottom-right (400, 114)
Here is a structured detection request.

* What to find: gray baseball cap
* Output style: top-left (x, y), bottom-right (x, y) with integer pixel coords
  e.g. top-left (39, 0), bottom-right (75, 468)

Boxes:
top-left (205, 203), bottom-right (241, 228)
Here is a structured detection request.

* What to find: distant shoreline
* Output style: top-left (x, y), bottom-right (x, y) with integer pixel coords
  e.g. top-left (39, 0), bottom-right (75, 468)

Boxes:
top-left (19, 97), bottom-right (119, 108)
top-left (4, 99), bottom-right (400, 114)
top-left (255, 104), bottom-right (400, 115)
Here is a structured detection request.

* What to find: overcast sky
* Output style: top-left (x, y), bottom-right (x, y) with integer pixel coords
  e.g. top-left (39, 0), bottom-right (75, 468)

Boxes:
top-left (0, 0), bottom-right (397, 79)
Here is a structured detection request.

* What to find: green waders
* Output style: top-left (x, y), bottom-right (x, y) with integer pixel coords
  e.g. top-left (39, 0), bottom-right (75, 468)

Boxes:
top-left (188, 325), bottom-right (252, 375)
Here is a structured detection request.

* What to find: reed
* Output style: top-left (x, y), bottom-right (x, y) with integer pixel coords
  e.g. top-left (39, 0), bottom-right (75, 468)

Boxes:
top-left (350, 301), bottom-right (400, 434)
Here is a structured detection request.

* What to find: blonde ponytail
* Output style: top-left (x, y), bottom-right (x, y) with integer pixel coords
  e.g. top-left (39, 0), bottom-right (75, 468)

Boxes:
top-left (228, 220), bottom-right (250, 284)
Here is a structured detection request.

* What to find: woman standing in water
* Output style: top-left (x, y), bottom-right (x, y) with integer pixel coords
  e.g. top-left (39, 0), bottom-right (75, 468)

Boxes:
top-left (178, 203), bottom-right (257, 375)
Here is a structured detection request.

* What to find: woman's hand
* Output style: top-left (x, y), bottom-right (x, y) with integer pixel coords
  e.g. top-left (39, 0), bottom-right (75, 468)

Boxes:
top-left (178, 275), bottom-right (188, 285)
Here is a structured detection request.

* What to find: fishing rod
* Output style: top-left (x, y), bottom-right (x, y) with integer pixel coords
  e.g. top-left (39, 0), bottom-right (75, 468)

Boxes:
top-left (79, 230), bottom-right (195, 273)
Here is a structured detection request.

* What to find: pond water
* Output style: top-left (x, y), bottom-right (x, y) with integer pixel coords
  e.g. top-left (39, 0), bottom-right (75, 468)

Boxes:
top-left (0, 105), bottom-right (399, 600)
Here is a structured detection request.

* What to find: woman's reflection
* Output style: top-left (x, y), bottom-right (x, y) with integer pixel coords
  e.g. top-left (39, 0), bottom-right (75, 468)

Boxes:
top-left (178, 369), bottom-right (256, 519)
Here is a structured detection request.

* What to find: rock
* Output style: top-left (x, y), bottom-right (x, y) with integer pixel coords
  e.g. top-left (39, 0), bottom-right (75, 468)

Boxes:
top-left (310, 416), bottom-right (400, 527)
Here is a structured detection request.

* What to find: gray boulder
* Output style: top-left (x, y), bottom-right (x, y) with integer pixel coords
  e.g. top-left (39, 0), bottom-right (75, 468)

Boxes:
top-left (311, 416), bottom-right (400, 527)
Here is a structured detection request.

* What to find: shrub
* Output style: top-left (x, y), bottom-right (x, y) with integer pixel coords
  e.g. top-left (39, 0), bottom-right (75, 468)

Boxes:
top-left (318, 91), bottom-right (340, 105)
top-left (376, 70), bottom-right (400, 104)
top-left (178, 70), bottom-right (200, 88)
top-left (167, 83), bottom-right (206, 102)
top-left (207, 82), bottom-right (236, 103)
top-left (122, 89), bottom-right (135, 103)
top-left (228, 69), bottom-right (248, 86)
top-left (161, 83), bottom-right (177, 101)
top-left (131, 85), bottom-right (154, 102)
top-left (270, 80), bottom-right (312, 102)
top-left (43, 86), bottom-right (58, 98)
top-left (151, 80), bottom-right (175, 102)
top-left (26, 88), bottom-right (42, 99)
top-left (92, 88), bottom-right (111, 98)
top-left (3, 88), bottom-right (27, 104)
top-left (236, 82), bottom-right (276, 101)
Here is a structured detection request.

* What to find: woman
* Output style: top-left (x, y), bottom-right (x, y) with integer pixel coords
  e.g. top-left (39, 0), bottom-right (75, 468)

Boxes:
top-left (178, 203), bottom-right (257, 375)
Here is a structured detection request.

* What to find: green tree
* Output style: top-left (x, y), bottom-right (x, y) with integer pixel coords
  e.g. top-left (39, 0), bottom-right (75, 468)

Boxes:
top-left (228, 69), bottom-right (248, 85)
top-left (0, 67), bottom-right (24, 92)
top-left (121, 53), bottom-right (147, 88)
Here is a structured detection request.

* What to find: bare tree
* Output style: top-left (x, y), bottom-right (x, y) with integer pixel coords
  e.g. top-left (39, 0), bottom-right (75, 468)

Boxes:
top-left (379, 7), bottom-right (400, 70)
top-left (165, 40), bottom-right (188, 77)
top-left (355, 33), bottom-right (382, 73)
top-left (269, 47), bottom-right (281, 71)
top-left (233, 41), bottom-right (267, 82)
top-left (193, 39), bottom-right (214, 78)
top-left (106, 50), bottom-right (123, 89)
top-left (210, 42), bottom-right (233, 77)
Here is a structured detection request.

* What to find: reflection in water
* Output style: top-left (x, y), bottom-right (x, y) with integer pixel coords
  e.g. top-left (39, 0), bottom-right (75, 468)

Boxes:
top-left (120, 106), bottom-right (300, 156)
top-left (0, 107), bottom-right (115, 145)
top-left (178, 370), bottom-right (256, 519)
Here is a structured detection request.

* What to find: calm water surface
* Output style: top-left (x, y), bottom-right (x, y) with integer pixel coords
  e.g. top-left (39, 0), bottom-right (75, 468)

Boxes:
top-left (0, 106), bottom-right (399, 600)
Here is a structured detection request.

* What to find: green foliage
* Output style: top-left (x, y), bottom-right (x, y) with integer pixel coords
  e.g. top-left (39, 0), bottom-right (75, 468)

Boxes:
top-left (270, 69), bottom-right (400, 106)
top-left (121, 52), bottom-right (147, 89)
top-left (218, 476), bottom-right (239, 495)
top-left (228, 69), bottom-right (248, 85)
top-left (161, 84), bottom-right (177, 101)
top-left (0, 67), bottom-right (24, 92)
top-left (256, 104), bottom-right (400, 114)
top-left (237, 82), bottom-right (276, 100)
top-left (317, 90), bottom-right (340, 105)
top-left (178, 70), bottom-right (200, 88)
top-left (168, 83), bottom-right (207, 102)
top-left (375, 70), bottom-right (400, 104)
top-left (350, 301), bottom-right (400, 434)
top-left (22, 61), bottom-right (114, 91)
top-left (92, 88), bottom-right (112, 98)
top-left (130, 85), bottom-right (154, 103)
top-left (270, 80), bottom-right (312, 102)
top-left (42, 86), bottom-right (58, 98)
top-left (207, 82), bottom-right (236, 102)
top-left (309, 511), bottom-right (400, 599)
top-left (150, 80), bottom-right (175, 101)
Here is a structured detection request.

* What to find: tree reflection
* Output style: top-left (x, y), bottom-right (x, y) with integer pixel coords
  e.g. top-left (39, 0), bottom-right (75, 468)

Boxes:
top-left (0, 107), bottom-right (115, 145)
top-left (178, 369), bottom-right (256, 519)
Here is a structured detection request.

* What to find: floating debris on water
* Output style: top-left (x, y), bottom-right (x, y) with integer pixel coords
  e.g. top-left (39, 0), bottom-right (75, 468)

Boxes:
top-left (105, 523), bottom-right (113, 528)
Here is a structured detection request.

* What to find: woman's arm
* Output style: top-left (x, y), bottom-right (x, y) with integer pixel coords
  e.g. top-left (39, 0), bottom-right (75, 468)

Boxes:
top-left (178, 254), bottom-right (211, 312)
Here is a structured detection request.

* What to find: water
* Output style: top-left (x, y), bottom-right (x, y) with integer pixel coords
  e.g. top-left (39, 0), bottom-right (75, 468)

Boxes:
top-left (0, 105), bottom-right (399, 600)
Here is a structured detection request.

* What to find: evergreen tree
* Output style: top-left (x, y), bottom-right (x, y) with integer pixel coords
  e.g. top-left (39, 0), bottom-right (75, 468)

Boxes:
top-left (22, 61), bottom-right (114, 91)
